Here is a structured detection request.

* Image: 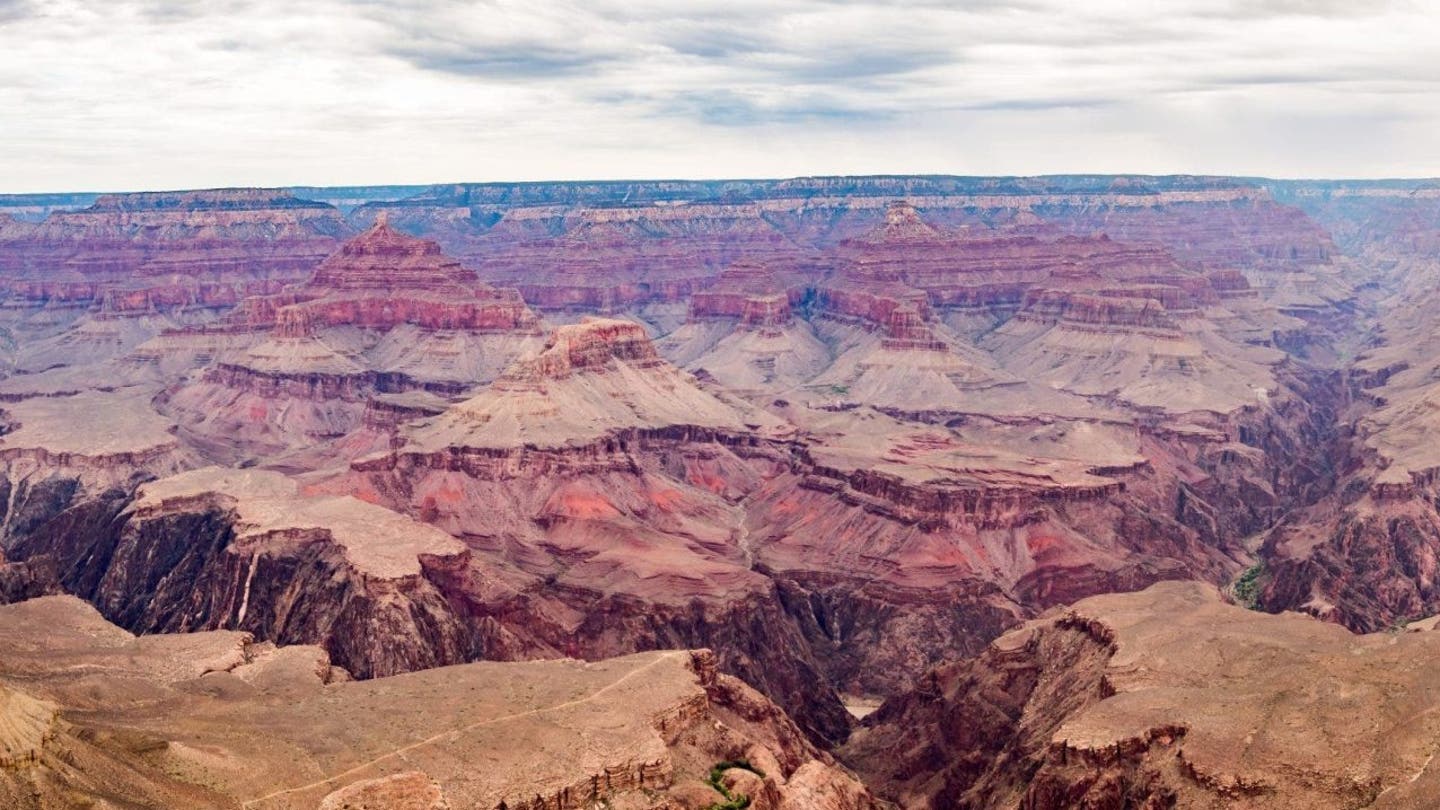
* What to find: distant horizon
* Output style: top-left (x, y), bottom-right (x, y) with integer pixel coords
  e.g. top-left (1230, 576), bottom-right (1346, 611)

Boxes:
top-left (5, 171), bottom-right (1440, 198)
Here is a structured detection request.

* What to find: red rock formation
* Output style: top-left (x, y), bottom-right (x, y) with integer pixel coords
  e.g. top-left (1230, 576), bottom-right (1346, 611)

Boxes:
top-left (0, 176), bottom-right (1385, 806)
top-left (153, 221), bottom-right (545, 458)
top-left (1016, 288), bottom-right (1182, 335)
top-left (524, 318), bottom-right (661, 378)
top-left (688, 262), bottom-right (806, 325)
top-left (0, 189), bottom-right (348, 306)
top-left (224, 219), bottom-right (540, 334)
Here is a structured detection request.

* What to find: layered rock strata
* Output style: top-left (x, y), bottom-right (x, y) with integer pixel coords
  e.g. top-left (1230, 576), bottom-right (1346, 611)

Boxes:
top-left (156, 221), bottom-right (543, 459)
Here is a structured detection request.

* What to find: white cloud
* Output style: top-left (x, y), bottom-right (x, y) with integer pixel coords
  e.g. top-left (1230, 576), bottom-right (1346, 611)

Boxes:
top-left (1, 0), bottom-right (1437, 190)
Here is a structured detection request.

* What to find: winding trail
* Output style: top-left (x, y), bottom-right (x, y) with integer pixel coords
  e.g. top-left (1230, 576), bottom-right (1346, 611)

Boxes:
top-left (241, 650), bottom-right (685, 808)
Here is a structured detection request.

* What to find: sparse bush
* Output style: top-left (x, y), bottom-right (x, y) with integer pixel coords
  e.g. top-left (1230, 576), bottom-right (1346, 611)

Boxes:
top-left (1233, 563), bottom-right (1265, 609)
top-left (705, 760), bottom-right (766, 810)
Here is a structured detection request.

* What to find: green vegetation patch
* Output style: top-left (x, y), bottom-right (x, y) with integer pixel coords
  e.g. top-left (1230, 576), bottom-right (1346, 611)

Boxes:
top-left (705, 759), bottom-right (766, 810)
top-left (1233, 562), bottom-right (1266, 610)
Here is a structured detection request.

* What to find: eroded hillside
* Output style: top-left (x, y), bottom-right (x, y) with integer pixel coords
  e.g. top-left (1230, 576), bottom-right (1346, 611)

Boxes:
top-left (2, 174), bottom-right (1439, 806)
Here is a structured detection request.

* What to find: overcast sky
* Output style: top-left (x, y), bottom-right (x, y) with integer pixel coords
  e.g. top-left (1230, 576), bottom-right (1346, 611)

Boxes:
top-left (2, 0), bottom-right (1438, 191)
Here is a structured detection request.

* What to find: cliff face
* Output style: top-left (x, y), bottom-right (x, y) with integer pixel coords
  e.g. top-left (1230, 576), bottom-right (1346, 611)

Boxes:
top-left (6, 468), bottom-right (487, 679)
top-left (0, 596), bottom-right (879, 810)
top-left (0, 188), bottom-right (348, 296)
top-left (845, 581), bottom-right (1440, 809)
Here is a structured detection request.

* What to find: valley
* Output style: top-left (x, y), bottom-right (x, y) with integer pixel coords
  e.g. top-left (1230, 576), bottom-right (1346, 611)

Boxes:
top-left (0, 174), bottom-right (1437, 807)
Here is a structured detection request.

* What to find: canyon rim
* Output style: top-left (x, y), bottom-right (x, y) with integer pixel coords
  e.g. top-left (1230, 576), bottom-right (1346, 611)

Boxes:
top-left (6, 1), bottom-right (1440, 808)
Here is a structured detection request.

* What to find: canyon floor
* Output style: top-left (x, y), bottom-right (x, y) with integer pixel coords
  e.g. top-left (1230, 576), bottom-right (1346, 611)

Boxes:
top-left (1, 175), bottom-right (1439, 807)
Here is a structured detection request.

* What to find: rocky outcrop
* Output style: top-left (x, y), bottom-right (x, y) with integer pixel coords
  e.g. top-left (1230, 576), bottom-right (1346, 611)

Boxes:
top-left (1015, 288), bottom-right (1183, 335)
top-left (0, 596), bottom-right (878, 809)
top-left (3, 468), bottom-right (499, 680)
top-left (255, 218), bottom-right (539, 333)
top-left (846, 581), bottom-right (1440, 809)
top-left (0, 548), bottom-right (53, 605)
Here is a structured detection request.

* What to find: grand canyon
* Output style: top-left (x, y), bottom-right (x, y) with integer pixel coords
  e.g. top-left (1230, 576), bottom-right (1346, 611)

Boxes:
top-left (0, 173), bottom-right (1438, 807)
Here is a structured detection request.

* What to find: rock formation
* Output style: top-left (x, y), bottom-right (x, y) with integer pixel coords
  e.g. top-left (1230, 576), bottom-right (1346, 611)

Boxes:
top-left (0, 595), bottom-right (878, 809)
top-left (4, 173), bottom-right (1433, 807)
top-left (0, 189), bottom-right (351, 373)
top-left (156, 220), bottom-right (543, 460)
top-left (844, 581), bottom-right (1440, 809)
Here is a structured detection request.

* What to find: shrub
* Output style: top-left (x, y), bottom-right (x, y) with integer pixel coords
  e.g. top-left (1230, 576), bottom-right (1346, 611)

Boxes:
top-left (705, 760), bottom-right (766, 810)
top-left (1233, 563), bottom-right (1265, 609)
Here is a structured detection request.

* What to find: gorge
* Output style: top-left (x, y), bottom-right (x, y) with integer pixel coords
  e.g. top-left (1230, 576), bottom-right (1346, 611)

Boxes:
top-left (0, 174), bottom-right (1438, 808)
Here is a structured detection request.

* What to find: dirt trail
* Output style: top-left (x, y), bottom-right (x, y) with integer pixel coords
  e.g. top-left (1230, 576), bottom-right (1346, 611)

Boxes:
top-left (242, 651), bottom-right (685, 808)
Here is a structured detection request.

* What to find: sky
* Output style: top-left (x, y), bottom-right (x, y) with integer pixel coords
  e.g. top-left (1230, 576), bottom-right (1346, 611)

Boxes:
top-left (2, 0), bottom-right (1438, 192)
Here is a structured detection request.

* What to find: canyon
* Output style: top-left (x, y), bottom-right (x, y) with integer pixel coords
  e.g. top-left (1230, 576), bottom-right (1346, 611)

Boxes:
top-left (0, 174), bottom-right (1437, 807)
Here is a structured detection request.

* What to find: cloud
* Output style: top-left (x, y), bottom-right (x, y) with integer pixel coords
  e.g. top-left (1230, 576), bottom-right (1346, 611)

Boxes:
top-left (0, 0), bottom-right (1438, 190)
top-left (390, 43), bottom-right (612, 78)
top-left (1200, 0), bottom-right (1408, 20)
top-left (0, 0), bottom-right (32, 24)
top-left (657, 89), bottom-right (896, 127)
top-left (961, 97), bottom-right (1116, 112)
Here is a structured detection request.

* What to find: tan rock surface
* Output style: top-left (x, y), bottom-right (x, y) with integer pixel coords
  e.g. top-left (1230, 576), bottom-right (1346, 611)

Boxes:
top-left (132, 466), bottom-right (465, 579)
top-left (0, 595), bottom-right (877, 810)
top-left (847, 580), bottom-right (1440, 809)
top-left (408, 317), bottom-right (790, 451)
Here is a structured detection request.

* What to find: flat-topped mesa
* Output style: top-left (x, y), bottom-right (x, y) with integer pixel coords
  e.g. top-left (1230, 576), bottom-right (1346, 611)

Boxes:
top-left (1017, 287), bottom-right (1183, 335)
top-left (686, 262), bottom-right (804, 330)
top-left (86, 188), bottom-right (331, 213)
top-left (273, 305), bottom-right (316, 339)
top-left (1120, 274), bottom-right (1216, 310)
top-left (816, 283), bottom-right (938, 333)
top-left (520, 318), bottom-right (664, 380)
top-left (740, 292), bottom-right (794, 331)
top-left (1093, 283), bottom-right (1200, 314)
